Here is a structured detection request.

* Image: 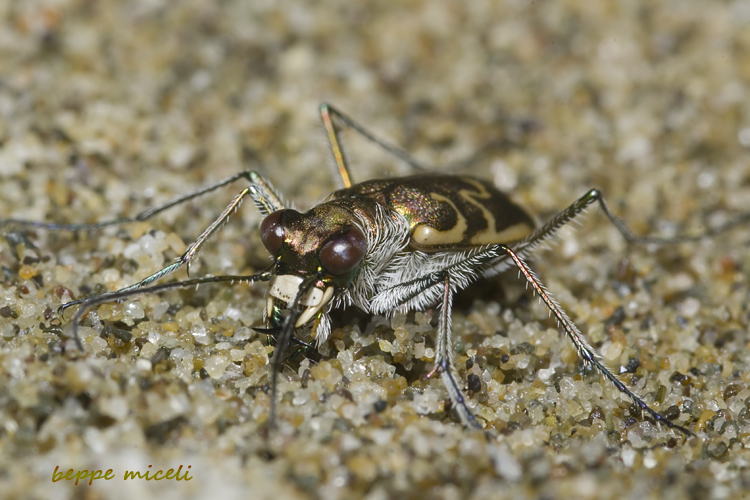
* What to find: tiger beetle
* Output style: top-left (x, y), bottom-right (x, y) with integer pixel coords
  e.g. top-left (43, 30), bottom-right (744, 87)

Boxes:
top-left (3, 103), bottom-right (748, 437)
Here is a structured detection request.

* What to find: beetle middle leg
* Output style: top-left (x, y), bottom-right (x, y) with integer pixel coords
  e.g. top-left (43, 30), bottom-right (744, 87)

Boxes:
top-left (425, 274), bottom-right (483, 429)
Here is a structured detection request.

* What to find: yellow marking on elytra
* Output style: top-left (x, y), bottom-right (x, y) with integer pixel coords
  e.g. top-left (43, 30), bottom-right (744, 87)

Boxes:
top-left (410, 179), bottom-right (532, 248)
top-left (474, 222), bottom-right (532, 244)
top-left (460, 178), bottom-right (532, 244)
top-left (411, 193), bottom-right (468, 246)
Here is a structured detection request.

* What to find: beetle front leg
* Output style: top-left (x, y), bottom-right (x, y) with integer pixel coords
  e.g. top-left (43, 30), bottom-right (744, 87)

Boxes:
top-left (425, 274), bottom-right (483, 429)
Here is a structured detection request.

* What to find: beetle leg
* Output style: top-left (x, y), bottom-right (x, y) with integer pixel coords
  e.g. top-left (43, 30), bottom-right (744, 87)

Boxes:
top-left (479, 188), bottom-right (601, 278)
top-left (489, 188), bottom-right (750, 279)
top-left (0, 171), bottom-right (285, 231)
top-left (320, 103), bottom-right (432, 187)
top-left (58, 171), bottom-right (286, 314)
top-left (595, 190), bottom-right (750, 244)
top-left (375, 243), bottom-right (693, 436)
top-left (66, 270), bottom-right (273, 350)
top-left (267, 276), bottom-right (318, 430)
top-left (320, 103), bottom-right (524, 186)
top-left (498, 244), bottom-right (693, 437)
top-left (4, 169), bottom-right (286, 322)
top-left (320, 103), bottom-right (355, 188)
top-left (60, 187), bottom-right (254, 318)
top-left (425, 275), bottom-right (483, 428)
top-left (482, 186), bottom-right (750, 281)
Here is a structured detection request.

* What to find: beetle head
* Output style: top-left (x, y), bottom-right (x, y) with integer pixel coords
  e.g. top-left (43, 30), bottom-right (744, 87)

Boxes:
top-left (259, 204), bottom-right (367, 329)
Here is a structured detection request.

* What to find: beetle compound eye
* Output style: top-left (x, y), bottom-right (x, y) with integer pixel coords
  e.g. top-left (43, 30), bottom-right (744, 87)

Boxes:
top-left (319, 226), bottom-right (367, 276)
top-left (260, 210), bottom-right (286, 255)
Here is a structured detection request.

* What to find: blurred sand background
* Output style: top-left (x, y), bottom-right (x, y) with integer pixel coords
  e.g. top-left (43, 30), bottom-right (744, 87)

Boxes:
top-left (0, 1), bottom-right (749, 499)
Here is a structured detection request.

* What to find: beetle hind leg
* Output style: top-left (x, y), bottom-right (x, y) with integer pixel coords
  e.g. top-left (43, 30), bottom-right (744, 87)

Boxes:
top-left (480, 188), bottom-right (601, 279)
top-left (319, 103), bottom-right (526, 188)
top-left (595, 190), bottom-right (750, 244)
top-left (498, 244), bottom-right (694, 437)
top-left (374, 242), bottom-right (693, 435)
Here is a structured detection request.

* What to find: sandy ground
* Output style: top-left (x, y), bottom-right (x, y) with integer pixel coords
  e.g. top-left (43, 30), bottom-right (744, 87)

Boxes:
top-left (0, 1), bottom-right (749, 499)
